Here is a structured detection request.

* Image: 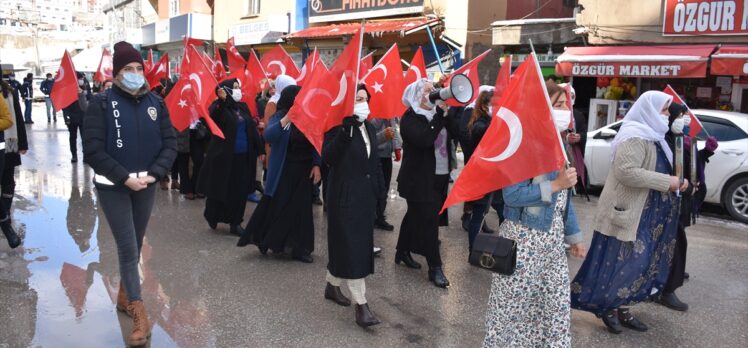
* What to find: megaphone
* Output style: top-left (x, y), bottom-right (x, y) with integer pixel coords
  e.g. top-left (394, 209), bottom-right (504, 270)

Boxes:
top-left (429, 73), bottom-right (474, 105)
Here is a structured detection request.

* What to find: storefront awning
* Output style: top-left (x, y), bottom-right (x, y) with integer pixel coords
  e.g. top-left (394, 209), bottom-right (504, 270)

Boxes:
top-left (285, 18), bottom-right (440, 40)
top-left (556, 45), bottom-right (716, 78)
top-left (711, 45), bottom-right (748, 77)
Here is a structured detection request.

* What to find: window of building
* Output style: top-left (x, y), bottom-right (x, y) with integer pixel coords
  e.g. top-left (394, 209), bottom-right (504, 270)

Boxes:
top-left (169, 0), bottom-right (179, 17)
top-left (246, 0), bottom-right (260, 16)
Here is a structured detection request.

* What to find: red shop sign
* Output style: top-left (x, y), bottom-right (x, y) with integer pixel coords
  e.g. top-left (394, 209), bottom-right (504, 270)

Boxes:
top-left (711, 45), bottom-right (748, 76)
top-left (663, 0), bottom-right (748, 36)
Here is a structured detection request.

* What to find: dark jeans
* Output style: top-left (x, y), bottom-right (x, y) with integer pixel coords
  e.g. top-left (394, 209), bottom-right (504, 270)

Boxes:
top-left (664, 223), bottom-right (688, 293)
top-left (24, 99), bottom-right (32, 122)
top-left (171, 152), bottom-right (191, 193)
top-left (97, 185), bottom-right (157, 301)
top-left (67, 123), bottom-right (82, 158)
top-left (189, 134), bottom-right (206, 194)
top-left (376, 157), bottom-right (393, 221)
top-left (0, 151), bottom-right (6, 221)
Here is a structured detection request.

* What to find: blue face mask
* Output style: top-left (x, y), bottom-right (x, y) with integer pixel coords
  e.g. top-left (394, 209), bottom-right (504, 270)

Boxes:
top-left (683, 125), bottom-right (690, 136)
top-left (121, 72), bottom-right (145, 90)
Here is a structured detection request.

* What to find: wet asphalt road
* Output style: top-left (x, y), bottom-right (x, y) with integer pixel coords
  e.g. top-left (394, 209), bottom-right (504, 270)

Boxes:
top-left (0, 103), bottom-right (747, 347)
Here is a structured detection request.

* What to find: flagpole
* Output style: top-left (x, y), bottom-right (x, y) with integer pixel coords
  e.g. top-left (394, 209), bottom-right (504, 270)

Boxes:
top-left (528, 40), bottom-right (569, 166)
top-left (425, 26), bottom-right (445, 74)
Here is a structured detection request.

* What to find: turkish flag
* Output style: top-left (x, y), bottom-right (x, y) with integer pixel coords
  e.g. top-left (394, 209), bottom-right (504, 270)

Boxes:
top-left (226, 37), bottom-right (246, 75)
top-left (50, 51), bottom-right (79, 112)
top-left (247, 49), bottom-right (267, 89)
top-left (441, 54), bottom-right (565, 212)
top-left (296, 47), bottom-right (323, 87)
top-left (145, 49), bottom-right (154, 74)
top-left (359, 51), bottom-right (374, 81)
top-left (494, 55), bottom-right (512, 101)
top-left (236, 68), bottom-right (259, 118)
top-left (93, 48), bottom-right (113, 83)
top-left (362, 43), bottom-right (405, 119)
top-left (183, 36), bottom-right (204, 48)
top-left (663, 85), bottom-right (703, 138)
top-left (213, 46), bottom-right (227, 81)
top-left (146, 53), bottom-right (169, 91)
top-left (403, 47), bottom-right (427, 87)
top-left (325, 27), bottom-right (363, 130)
top-left (261, 44), bottom-right (300, 79)
top-left (165, 45), bottom-right (224, 138)
top-left (287, 59), bottom-right (337, 154)
top-left (445, 49), bottom-right (492, 106)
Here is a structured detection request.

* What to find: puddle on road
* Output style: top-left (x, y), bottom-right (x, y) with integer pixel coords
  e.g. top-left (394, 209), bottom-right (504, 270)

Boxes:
top-left (5, 166), bottom-right (216, 347)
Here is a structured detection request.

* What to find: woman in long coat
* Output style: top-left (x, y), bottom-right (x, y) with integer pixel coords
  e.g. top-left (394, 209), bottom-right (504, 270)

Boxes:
top-left (238, 85), bottom-right (321, 263)
top-left (571, 91), bottom-right (685, 334)
top-left (197, 79), bottom-right (263, 236)
top-left (395, 79), bottom-right (451, 288)
top-left (322, 84), bottom-right (382, 327)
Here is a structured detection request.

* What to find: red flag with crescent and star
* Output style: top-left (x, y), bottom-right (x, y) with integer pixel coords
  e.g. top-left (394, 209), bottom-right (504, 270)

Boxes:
top-left (663, 84), bottom-right (704, 138)
top-left (146, 53), bottom-right (169, 91)
top-left (226, 37), bottom-right (246, 75)
top-left (165, 45), bottom-right (224, 138)
top-left (261, 44), bottom-right (300, 79)
top-left (359, 51), bottom-right (374, 81)
top-left (296, 47), bottom-right (323, 87)
top-left (288, 27), bottom-right (363, 154)
top-left (213, 46), bottom-right (227, 81)
top-left (441, 54), bottom-right (565, 212)
top-left (50, 50), bottom-right (79, 112)
top-left (403, 46), bottom-right (426, 87)
top-left (247, 49), bottom-right (267, 89)
top-left (444, 49), bottom-right (492, 107)
top-left (362, 43), bottom-right (405, 119)
top-left (93, 48), bottom-right (113, 83)
top-left (145, 49), bottom-right (154, 73)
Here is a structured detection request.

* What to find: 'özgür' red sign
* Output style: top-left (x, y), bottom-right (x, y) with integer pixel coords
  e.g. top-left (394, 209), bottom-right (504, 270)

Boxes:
top-left (663, 0), bottom-right (748, 36)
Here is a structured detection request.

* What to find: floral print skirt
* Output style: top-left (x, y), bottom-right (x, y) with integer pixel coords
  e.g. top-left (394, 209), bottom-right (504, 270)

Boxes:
top-left (483, 191), bottom-right (570, 348)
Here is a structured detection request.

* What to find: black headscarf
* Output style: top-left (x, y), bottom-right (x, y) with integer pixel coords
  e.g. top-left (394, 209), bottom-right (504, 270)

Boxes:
top-left (668, 102), bottom-right (688, 125)
top-left (215, 78), bottom-right (238, 105)
top-left (277, 85), bottom-right (301, 113)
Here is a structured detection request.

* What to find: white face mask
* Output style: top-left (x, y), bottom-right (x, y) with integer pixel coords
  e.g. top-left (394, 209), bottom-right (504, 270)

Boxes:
top-left (78, 79), bottom-right (84, 86)
top-left (552, 109), bottom-right (571, 132)
top-left (231, 88), bottom-right (242, 102)
top-left (670, 118), bottom-right (685, 134)
top-left (683, 115), bottom-right (691, 126)
top-left (353, 102), bottom-right (370, 122)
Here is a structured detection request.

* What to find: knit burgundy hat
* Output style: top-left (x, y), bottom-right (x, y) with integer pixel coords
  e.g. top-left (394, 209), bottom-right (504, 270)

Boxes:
top-left (112, 41), bottom-right (144, 77)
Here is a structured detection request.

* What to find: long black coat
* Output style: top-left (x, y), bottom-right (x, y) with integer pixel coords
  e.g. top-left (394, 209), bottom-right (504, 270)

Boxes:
top-left (197, 100), bottom-right (263, 202)
top-left (322, 117), bottom-right (382, 279)
top-left (397, 107), bottom-right (448, 203)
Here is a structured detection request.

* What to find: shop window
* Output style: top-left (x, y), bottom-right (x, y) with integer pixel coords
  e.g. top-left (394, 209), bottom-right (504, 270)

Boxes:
top-left (246, 0), bottom-right (260, 16)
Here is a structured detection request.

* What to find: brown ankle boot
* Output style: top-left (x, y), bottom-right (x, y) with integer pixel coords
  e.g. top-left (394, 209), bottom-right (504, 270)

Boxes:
top-left (126, 300), bottom-right (151, 346)
top-left (116, 284), bottom-right (131, 316)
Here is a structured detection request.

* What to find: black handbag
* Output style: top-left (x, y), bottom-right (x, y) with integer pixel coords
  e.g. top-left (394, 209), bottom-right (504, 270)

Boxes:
top-left (469, 231), bottom-right (517, 275)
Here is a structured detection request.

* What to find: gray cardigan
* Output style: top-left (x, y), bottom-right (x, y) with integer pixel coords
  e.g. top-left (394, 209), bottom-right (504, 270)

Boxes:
top-left (594, 138), bottom-right (672, 242)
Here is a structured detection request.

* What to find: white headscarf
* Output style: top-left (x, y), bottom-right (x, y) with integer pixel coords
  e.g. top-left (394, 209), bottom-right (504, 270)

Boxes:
top-left (269, 74), bottom-right (296, 104)
top-left (402, 79), bottom-right (436, 121)
top-left (558, 83), bottom-right (576, 106)
top-left (611, 91), bottom-right (674, 165)
top-left (466, 85), bottom-right (495, 109)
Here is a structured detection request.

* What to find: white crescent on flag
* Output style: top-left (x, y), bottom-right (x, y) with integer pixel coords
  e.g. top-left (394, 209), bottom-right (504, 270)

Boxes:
top-left (268, 60), bottom-right (286, 76)
top-left (481, 107), bottom-right (523, 162)
top-left (189, 73), bottom-right (203, 99)
top-left (408, 65), bottom-right (421, 80)
top-left (330, 75), bottom-right (347, 107)
top-left (302, 88), bottom-right (333, 116)
top-left (55, 66), bottom-right (65, 83)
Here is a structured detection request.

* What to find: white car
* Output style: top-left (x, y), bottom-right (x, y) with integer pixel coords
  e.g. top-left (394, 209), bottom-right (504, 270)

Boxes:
top-left (585, 109), bottom-right (748, 223)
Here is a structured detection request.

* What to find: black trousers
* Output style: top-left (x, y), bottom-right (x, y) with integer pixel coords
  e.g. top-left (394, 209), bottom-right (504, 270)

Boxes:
top-left (171, 153), bottom-right (191, 193)
top-left (189, 134), bottom-right (206, 194)
top-left (1, 156), bottom-right (15, 217)
top-left (68, 123), bottom-right (82, 158)
top-left (376, 157), bottom-right (393, 221)
top-left (664, 223), bottom-right (688, 293)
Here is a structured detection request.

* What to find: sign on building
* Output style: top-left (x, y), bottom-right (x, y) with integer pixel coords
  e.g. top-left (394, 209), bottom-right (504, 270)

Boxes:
top-left (663, 0), bottom-right (748, 36)
top-left (309, 0), bottom-right (425, 23)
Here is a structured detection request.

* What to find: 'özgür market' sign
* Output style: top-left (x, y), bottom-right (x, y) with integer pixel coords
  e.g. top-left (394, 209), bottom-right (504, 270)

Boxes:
top-left (309, 0), bottom-right (424, 23)
top-left (663, 0), bottom-right (748, 36)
